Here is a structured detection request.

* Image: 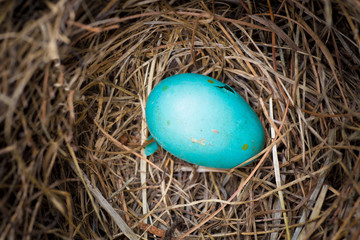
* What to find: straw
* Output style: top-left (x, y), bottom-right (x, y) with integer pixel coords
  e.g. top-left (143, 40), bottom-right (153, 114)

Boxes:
top-left (1, 0), bottom-right (359, 239)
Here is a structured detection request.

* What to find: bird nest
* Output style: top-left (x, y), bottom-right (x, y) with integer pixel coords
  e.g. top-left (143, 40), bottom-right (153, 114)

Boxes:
top-left (1, 0), bottom-right (359, 239)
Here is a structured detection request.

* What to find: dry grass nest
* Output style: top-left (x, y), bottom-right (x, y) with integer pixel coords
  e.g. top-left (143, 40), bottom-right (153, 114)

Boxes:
top-left (1, 0), bottom-right (360, 239)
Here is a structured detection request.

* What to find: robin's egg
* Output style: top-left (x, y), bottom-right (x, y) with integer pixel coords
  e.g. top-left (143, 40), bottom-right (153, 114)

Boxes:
top-left (145, 73), bottom-right (265, 169)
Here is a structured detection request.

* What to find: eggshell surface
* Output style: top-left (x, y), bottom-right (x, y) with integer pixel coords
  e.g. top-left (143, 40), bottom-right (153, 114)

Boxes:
top-left (145, 73), bottom-right (265, 169)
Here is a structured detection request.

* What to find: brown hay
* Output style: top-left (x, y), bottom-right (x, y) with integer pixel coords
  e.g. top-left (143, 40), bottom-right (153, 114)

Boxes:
top-left (1, 0), bottom-right (359, 239)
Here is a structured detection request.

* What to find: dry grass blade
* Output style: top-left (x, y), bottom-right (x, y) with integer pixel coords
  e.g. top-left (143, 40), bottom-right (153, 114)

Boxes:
top-left (1, 0), bottom-right (359, 239)
top-left (269, 98), bottom-right (290, 240)
top-left (68, 160), bottom-right (137, 239)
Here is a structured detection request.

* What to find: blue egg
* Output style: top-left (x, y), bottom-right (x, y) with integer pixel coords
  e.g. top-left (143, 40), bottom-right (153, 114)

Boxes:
top-left (145, 73), bottom-right (265, 169)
